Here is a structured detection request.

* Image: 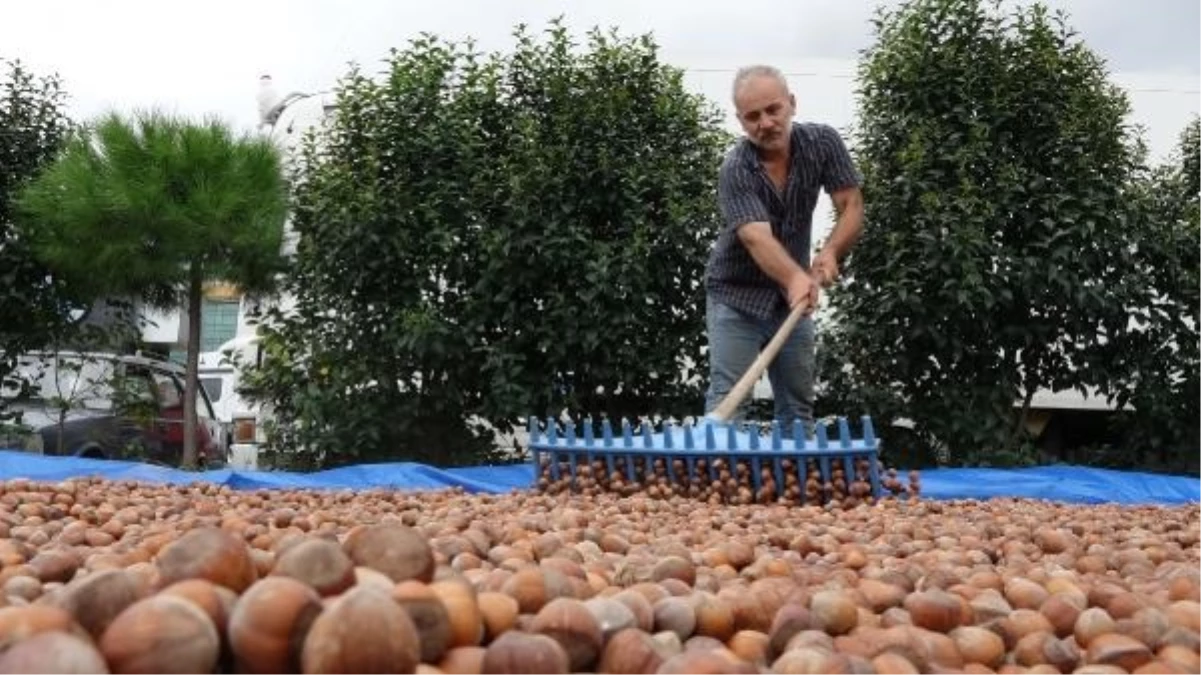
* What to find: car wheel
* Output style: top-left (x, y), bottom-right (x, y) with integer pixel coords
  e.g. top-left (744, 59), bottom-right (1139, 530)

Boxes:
top-left (76, 446), bottom-right (106, 460)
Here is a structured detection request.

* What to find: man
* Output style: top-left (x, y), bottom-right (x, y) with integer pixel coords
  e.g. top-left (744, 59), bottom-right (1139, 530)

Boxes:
top-left (704, 64), bottom-right (864, 433)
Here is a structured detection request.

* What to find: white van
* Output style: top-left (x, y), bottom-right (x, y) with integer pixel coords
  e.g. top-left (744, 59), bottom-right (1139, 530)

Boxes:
top-left (198, 335), bottom-right (265, 469)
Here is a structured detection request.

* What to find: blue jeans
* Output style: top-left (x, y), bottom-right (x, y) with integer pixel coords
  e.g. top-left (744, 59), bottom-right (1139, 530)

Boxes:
top-left (704, 295), bottom-right (816, 436)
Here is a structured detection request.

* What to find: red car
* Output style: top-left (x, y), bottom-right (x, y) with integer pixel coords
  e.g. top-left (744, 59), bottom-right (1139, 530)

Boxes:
top-left (0, 351), bottom-right (229, 468)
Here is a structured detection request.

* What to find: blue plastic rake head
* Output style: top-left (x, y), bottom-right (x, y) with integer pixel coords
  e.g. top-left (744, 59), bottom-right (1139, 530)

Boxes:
top-left (527, 415), bottom-right (894, 506)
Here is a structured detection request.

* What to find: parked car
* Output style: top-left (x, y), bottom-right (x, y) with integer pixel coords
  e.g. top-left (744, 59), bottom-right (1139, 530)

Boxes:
top-left (0, 351), bottom-right (229, 468)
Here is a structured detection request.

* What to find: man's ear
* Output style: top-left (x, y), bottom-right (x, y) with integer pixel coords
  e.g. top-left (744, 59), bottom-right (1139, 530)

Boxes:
top-left (788, 93), bottom-right (796, 114)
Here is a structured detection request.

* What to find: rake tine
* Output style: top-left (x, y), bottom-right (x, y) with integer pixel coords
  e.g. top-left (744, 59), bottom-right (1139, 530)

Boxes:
top-left (583, 417), bottom-right (597, 475)
top-left (684, 420), bottom-right (696, 485)
top-left (664, 420), bottom-right (676, 484)
top-left (771, 420), bottom-right (785, 498)
top-left (546, 416), bottom-right (560, 481)
top-left (602, 418), bottom-right (615, 479)
top-left (749, 425), bottom-right (762, 495)
top-left (565, 418), bottom-right (578, 489)
top-left (816, 421), bottom-right (832, 496)
top-left (705, 423), bottom-right (718, 482)
top-left (529, 417), bottom-right (541, 475)
top-left (622, 418), bottom-right (634, 484)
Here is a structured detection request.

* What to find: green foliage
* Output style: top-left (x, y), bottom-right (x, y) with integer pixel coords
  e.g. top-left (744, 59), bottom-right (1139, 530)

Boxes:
top-left (0, 58), bottom-right (84, 423)
top-left (16, 110), bottom-right (290, 308)
top-left (1099, 117), bottom-right (1199, 472)
top-left (242, 19), bottom-right (731, 470)
top-left (819, 0), bottom-right (1146, 467)
top-left (16, 110), bottom-right (290, 467)
top-left (1181, 117), bottom-right (1201, 199)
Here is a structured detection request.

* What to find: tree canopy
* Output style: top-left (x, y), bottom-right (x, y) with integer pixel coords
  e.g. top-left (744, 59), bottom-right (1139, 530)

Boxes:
top-left (0, 58), bottom-right (81, 412)
top-left (17, 110), bottom-right (290, 467)
top-left (18, 110), bottom-right (290, 310)
top-left (240, 20), bottom-right (732, 469)
top-left (817, 0), bottom-right (1150, 466)
top-left (1101, 116), bottom-right (1199, 471)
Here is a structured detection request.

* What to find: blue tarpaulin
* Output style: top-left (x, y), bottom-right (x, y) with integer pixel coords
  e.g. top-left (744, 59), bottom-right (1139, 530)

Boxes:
top-left (0, 450), bottom-right (1195, 506)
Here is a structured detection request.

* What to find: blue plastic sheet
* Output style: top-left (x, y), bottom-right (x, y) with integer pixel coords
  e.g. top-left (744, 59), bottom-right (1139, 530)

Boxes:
top-left (0, 449), bottom-right (537, 494)
top-left (915, 465), bottom-right (1199, 506)
top-left (0, 449), bottom-right (1195, 506)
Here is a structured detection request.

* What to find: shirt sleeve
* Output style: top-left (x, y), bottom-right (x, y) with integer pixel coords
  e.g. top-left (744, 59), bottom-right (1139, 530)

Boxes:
top-left (818, 124), bottom-right (863, 194)
top-left (717, 154), bottom-right (771, 231)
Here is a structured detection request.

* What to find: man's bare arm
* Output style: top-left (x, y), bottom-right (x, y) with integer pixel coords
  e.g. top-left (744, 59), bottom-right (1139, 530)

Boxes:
top-left (821, 186), bottom-right (864, 260)
top-left (738, 222), bottom-right (816, 310)
top-left (737, 221), bottom-right (806, 286)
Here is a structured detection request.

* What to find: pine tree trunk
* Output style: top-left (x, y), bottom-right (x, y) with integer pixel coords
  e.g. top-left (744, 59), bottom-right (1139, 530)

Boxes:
top-left (181, 271), bottom-right (203, 469)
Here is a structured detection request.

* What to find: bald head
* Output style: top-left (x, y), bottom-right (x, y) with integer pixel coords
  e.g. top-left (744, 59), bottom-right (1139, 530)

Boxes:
top-left (731, 65), bottom-right (789, 102)
top-left (731, 65), bottom-right (795, 154)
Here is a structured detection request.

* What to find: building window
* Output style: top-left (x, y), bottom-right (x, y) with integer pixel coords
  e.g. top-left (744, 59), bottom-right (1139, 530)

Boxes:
top-left (201, 299), bottom-right (241, 352)
top-left (168, 298), bottom-right (242, 364)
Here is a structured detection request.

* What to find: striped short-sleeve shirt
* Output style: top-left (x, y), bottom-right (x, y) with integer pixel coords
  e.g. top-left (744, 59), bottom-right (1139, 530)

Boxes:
top-left (705, 122), bottom-right (862, 321)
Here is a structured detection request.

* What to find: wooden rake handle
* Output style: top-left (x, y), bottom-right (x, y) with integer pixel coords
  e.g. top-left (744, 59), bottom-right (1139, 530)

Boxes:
top-left (708, 302), bottom-right (808, 423)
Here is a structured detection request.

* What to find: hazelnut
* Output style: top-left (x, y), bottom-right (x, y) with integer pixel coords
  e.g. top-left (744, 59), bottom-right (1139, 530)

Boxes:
top-left (271, 538), bottom-right (356, 596)
top-left (439, 645), bottom-right (486, 674)
top-left (528, 597), bottom-right (603, 671)
top-left (810, 589), bottom-right (859, 636)
top-left (481, 630), bottom-right (569, 674)
top-left (49, 568), bottom-right (142, 638)
top-left (394, 580), bottom-right (453, 664)
top-left (0, 604), bottom-right (84, 650)
top-left (653, 596), bottom-right (697, 642)
top-left (342, 523), bottom-right (435, 584)
top-left (0, 629), bottom-right (108, 673)
top-left (155, 526), bottom-right (258, 593)
top-left (301, 585), bottom-right (421, 673)
top-left (98, 594), bottom-right (221, 673)
top-left (478, 592), bottom-right (519, 643)
top-left (598, 626), bottom-right (669, 673)
top-left (1085, 633), bottom-right (1154, 672)
top-left (431, 578), bottom-right (485, 649)
top-left (228, 575), bottom-right (323, 673)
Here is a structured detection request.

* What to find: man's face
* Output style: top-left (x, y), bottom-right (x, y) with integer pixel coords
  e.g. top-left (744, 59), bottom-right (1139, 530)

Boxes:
top-left (734, 75), bottom-right (795, 153)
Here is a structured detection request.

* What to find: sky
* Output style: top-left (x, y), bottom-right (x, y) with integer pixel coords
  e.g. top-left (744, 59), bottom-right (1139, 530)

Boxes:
top-left (2, 0), bottom-right (1196, 159)
top-left (1, 0), bottom-right (1197, 188)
